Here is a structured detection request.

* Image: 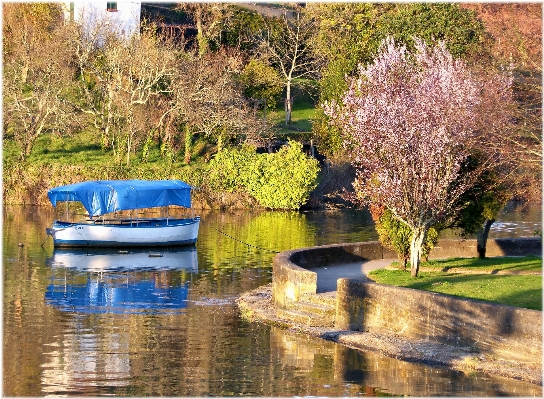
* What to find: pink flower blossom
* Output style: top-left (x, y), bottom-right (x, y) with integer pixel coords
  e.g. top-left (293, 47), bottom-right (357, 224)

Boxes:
top-left (324, 37), bottom-right (512, 276)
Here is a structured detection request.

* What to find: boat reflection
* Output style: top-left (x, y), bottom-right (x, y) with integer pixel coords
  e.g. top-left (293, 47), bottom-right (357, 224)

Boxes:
top-left (44, 247), bottom-right (198, 315)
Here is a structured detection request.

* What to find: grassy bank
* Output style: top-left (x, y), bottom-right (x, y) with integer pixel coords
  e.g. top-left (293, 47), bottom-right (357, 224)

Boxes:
top-left (369, 256), bottom-right (542, 310)
top-left (2, 91), bottom-right (323, 209)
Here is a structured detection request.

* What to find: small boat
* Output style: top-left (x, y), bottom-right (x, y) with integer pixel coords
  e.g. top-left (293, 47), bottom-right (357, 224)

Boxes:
top-left (46, 180), bottom-right (200, 247)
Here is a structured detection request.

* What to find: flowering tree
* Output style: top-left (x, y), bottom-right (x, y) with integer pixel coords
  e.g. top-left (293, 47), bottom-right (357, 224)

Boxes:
top-left (324, 37), bottom-right (512, 277)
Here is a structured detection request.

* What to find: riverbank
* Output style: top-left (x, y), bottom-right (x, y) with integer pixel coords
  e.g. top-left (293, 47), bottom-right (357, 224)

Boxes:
top-left (236, 283), bottom-right (542, 386)
top-left (238, 239), bottom-right (542, 387)
top-left (2, 155), bottom-right (350, 211)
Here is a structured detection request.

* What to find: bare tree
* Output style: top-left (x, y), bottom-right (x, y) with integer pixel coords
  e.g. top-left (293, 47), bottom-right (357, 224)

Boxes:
top-left (117, 27), bottom-right (177, 166)
top-left (3, 3), bottom-right (75, 160)
top-left (257, 7), bottom-right (320, 127)
top-left (168, 49), bottom-right (273, 158)
top-left (69, 16), bottom-right (127, 152)
top-left (175, 3), bottom-right (232, 56)
top-left (502, 73), bottom-right (542, 200)
top-left (462, 3), bottom-right (542, 200)
top-left (70, 19), bottom-right (177, 165)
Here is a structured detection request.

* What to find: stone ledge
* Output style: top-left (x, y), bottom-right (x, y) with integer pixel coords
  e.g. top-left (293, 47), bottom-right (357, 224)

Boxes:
top-left (268, 238), bottom-right (542, 383)
top-left (236, 284), bottom-right (542, 386)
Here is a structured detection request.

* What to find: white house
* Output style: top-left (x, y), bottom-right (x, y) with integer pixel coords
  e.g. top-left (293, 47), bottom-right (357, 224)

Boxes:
top-left (64, 1), bottom-right (142, 38)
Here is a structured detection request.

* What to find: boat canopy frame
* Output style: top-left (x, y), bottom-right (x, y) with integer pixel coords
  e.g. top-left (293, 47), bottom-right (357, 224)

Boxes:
top-left (47, 180), bottom-right (194, 218)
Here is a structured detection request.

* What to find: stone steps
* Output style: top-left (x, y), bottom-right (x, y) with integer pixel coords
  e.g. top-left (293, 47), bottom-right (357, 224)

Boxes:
top-left (276, 307), bottom-right (335, 327)
top-left (301, 292), bottom-right (337, 307)
top-left (276, 294), bottom-right (336, 327)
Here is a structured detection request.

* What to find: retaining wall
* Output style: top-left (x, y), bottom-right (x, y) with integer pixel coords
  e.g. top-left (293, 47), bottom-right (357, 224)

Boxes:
top-left (272, 241), bottom-right (399, 307)
top-left (336, 279), bottom-right (541, 362)
top-left (272, 237), bottom-right (542, 362)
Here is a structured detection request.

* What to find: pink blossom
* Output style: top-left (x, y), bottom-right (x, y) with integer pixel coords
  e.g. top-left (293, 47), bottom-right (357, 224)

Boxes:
top-left (323, 37), bottom-right (512, 276)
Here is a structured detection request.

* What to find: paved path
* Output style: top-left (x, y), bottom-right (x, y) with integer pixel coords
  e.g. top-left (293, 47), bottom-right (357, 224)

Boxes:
top-left (313, 259), bottom-right (395, 293)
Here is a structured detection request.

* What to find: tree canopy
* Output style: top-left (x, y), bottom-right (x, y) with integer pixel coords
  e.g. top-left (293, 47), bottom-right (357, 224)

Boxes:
top-left (324, 37), bottom-right (513, 277)
top-left (309, 3), bottom-right (491, 158)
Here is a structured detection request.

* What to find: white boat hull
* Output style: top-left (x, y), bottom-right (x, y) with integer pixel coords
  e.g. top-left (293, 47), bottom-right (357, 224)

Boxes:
top-left (47, 217), bottom-right (200, 248)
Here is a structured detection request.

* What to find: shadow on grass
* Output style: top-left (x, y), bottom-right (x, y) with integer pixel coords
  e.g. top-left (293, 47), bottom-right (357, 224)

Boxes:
top-left (41, 143), bottom-right (102, 155)
top-left (424, 256), bottom-right (542, 273)
top-left (413, 274), bottom-right (542, 311)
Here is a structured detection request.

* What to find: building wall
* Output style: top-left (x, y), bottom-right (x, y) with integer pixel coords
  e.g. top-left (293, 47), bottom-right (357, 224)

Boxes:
top-left (63, 1), bottom-right (141, 38)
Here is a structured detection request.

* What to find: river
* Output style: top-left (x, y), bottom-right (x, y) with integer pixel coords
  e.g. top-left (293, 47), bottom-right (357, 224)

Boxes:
top-left (3, 203), bottom-right (541, 396)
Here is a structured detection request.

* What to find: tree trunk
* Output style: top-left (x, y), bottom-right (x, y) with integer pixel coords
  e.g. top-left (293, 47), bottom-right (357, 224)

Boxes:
top-left (196, 18), bottom-right (207, 57)
top-left (24, 114), bottom-right (47, 159)
top-left (399, 255), bottom-right (408, 271)
top-left (24, 132), bottom-right (35, 158)
top-left (410, 226), bottom-right (428, 278)
top-left (263, 98), bottom-right (267, 132)
top-left (217, 129), bottom-right (224, 152)
top-left (103, 86), bottom-right (115, 150)
top-left (126, 135), bottom-right (131, 167)
top-left (476, 218), bottom-right (495, 259)
top-left (284, 79), bottom-right (292, 127)
top-left (21, 65), bottom-right (29, 85)
top-left (184, 124), bottom-right (192, 164)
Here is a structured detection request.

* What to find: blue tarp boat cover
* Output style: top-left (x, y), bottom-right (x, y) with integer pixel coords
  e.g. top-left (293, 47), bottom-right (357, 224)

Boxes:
top-left (48, 180), bottom-right (193, 217)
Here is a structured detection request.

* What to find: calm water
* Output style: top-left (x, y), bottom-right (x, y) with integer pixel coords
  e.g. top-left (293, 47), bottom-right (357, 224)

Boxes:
top-left (3, 203), bottom-right (542, 397)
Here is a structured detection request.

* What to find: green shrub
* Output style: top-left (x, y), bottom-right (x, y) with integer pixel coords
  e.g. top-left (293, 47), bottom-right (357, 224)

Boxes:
top-left (206, 141), bottom-right (320, 210)
top-left (247, 141), bottom-right (320, 210)
top-left (206, 145), bottom-right (258, 193)
top-left (370, 205), bottom-right (439, 269)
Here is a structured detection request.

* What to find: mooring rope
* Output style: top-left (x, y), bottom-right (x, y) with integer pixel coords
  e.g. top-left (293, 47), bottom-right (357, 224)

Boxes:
top-left (41, 219), bottom-right (280, 254)
top-left (40, 234), bottom-right (50, 249)
top-left (202, 219), bottom-right (279, 254)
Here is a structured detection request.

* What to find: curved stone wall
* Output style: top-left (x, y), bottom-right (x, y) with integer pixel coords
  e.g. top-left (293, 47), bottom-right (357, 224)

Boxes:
top-left (272, 238), bottom-right (542, 362)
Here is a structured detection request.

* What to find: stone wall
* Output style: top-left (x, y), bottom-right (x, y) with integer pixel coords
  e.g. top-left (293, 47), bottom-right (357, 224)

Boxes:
top-left (272, 249), bottom-right (318, 308)
top-left (429, 237), bottom-right (542, 258)
top-left (335, 279), bottom-right (542, 362)
top-left (273, 241), bottom-right (395, 307)
top-left (273, 238), bottom-right (541, 306)
top-left (272, 237), bottom-right (542, 362)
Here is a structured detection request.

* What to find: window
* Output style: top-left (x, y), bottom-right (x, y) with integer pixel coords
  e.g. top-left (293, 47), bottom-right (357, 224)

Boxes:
top-left (107, 2), bottom-right (117, 12)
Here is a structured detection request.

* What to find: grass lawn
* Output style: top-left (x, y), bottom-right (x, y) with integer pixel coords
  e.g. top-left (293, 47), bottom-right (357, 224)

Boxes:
top-left (369, 256), bottom-right (542, 310)
top-left (270, 93), bottom-right (317, 138)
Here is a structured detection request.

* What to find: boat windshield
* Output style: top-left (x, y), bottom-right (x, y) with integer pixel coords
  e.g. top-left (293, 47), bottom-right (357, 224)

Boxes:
top-left (53, 203), bottom-right (194, 224)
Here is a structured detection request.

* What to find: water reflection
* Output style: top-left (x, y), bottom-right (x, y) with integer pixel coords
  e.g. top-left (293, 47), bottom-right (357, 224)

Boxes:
top-left (44, 248), bottom-right (198, 315)
top-left (46, 247), bottom-right (198, 272)
top-left (41, 317), bottom-right (132, 395)
top-left (440, 201), bottom-right (542, 239)
top-left (4, 205), bottom-right (542, 397)
top-left (269, 327), bottom-right (542, 397)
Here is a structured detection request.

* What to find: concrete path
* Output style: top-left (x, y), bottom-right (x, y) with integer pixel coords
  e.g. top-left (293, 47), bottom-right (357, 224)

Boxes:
top-left (313, 259), bottom-right (396, 293)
